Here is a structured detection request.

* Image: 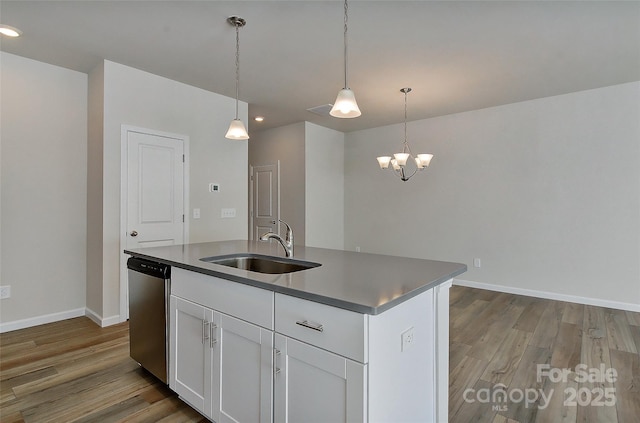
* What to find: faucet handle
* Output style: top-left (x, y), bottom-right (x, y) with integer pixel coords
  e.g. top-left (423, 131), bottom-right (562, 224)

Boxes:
top-left (278, 220), bottom-right (293, 244)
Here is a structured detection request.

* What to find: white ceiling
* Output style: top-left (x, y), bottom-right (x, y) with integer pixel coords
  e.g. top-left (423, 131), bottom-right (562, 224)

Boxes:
top-left (1, 1), bottom-right (639, 133)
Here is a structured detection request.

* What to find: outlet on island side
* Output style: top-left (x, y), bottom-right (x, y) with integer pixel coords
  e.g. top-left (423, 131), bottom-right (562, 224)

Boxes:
top-left (401, 327), bottom-right (415, 352)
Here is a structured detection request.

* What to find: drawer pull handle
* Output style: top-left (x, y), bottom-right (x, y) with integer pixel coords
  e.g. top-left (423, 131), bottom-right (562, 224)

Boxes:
top-left (296, 320), bottom-right (324, 332)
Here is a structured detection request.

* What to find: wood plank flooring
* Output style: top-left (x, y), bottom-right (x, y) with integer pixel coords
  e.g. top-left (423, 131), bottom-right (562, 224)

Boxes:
top-left (449, 286), bottom-right (640, 423)
top-left (0, 317), bottom-right (207, 422)
top-left (1, 286), bottom-right (638, 422)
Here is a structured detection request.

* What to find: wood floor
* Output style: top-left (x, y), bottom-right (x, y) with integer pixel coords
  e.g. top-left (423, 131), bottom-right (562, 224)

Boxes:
top-left (0, 286), bottom-right (638, 422)
top-left (448, 286), bottom-right (640, 423)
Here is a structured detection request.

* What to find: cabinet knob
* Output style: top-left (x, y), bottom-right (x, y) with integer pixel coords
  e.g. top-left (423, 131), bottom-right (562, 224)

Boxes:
top-left (130, 230), bottom-right (138, 237)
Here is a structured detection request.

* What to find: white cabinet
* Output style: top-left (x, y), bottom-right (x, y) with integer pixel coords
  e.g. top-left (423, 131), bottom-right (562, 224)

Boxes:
top-left (170, 295), bottom-right (213, 416)
top-left (169, 268), bottom-right (274, 423)
top-left (274, 290), bottom-right (441, 423)
top-left (169, 267), bottom-right (452, 423)
top-left (215, 313), bottom-right (273, 423)
top-left (274, 334), bottom-right (366, 423)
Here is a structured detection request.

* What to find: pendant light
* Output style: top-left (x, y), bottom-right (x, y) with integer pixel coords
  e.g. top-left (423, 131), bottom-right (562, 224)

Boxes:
top-left (225, 16), bottom-right (249, 140)
top-left (330, 0), bottom-right (361, 118)
top-left (376, 88), bottom-right (434, 182)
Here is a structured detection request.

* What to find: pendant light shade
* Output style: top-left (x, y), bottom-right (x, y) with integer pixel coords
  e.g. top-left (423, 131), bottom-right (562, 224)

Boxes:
top-left (225, 16), bottom-right (249, 140)
top-left (330, 0), bottom-right (361, 119)
top-left (330, 88), bottom-right (361, 118)
top-left (225, 119), bottom-right (249, 140)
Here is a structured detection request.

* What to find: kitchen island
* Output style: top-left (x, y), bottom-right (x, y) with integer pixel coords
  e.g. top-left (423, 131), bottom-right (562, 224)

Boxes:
top-left (126, 240), bottom-right (466, 423)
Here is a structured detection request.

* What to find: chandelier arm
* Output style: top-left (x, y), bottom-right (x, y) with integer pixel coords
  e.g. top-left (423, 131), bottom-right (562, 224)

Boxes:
top-left (402, 167), bottom-right (417, 181)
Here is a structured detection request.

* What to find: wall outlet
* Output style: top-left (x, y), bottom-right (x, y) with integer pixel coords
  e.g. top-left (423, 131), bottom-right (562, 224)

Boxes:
top-left (401, 327), bottom-right (415, 352)
top-left (209, 183), bottom-right (220, 193)
top-left (473, 258), bottom-right (482, 268)
top-left (0, 285), bottom-right (11, 299)
top-left (193, 208), bottom-right (201, 219)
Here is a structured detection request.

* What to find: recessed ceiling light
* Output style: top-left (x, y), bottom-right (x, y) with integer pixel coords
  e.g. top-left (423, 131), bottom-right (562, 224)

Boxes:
top-left (0, 25), bottom-right (22, 37)
top-left (254, 116), bottom-right (265, 122)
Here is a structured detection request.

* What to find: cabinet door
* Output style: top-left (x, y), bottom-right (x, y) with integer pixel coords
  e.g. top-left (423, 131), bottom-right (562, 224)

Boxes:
top-left (274, 334), bottom-right (367, 423)
top-left (213, 313), bottom-right (274, 423)
top-left (169, 295), bottom-right (214, 417)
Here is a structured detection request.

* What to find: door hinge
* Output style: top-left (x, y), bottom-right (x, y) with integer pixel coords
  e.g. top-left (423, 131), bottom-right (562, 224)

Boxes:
top-left (182, 214), bottom-right (185, 222)
top-left (182, 154), bottom-right (185, 163)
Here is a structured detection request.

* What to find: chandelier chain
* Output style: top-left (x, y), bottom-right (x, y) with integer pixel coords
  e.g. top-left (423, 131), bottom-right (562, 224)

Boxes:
top-left (404, 90), bottom-right (408, 146)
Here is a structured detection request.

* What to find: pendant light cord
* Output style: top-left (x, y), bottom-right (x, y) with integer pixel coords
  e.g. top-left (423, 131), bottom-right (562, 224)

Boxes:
top-left (343, 0), bottom-right (349, 89)
top-left (234, 24), bottom-right (240, 119)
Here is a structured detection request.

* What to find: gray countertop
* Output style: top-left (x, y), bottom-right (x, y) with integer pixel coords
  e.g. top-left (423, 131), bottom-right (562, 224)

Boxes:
top-left (125, 240), bottom-right (467, 315)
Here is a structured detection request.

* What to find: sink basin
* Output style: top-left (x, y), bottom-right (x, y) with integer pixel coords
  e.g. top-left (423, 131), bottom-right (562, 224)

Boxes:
top-left (200, 253), bottom-right (321, 274)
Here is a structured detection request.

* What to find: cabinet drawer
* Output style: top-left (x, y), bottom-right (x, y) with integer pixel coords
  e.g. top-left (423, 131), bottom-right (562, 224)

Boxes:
top-left (275, 293), bottom-right (368, 363)
top-left (172, 267), bottom-right (274, 330)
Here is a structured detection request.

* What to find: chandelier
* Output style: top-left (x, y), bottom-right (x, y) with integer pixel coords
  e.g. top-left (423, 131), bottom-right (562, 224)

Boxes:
top-left (376, 88), bottom-right (433, 181)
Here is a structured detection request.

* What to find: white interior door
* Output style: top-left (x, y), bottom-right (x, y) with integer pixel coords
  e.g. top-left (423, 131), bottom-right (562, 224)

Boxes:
top-left (250, 162), bottom-right (279, 240)
top-left (126, 130), bottom-right (185, 249)
top-left (120, 126), bottom-right (189, 321)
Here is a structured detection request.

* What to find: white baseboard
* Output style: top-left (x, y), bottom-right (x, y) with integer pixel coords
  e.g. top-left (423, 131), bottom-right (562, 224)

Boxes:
top-left (1, 308), bottom-right (124, 333)
top-left (84, 307), bottom-right (123, 327)
top-left (454, 278), bottom-right (640, 313)
top-left (0, 308), bottom-right (86, 333)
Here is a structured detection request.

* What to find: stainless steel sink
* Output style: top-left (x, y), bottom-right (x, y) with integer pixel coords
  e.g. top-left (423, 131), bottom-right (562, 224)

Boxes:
top-left (200, 253), bottom-right (321, 274)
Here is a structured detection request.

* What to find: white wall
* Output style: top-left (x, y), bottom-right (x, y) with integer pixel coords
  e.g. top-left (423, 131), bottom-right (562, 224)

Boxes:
top-left (86, 62), bottom-right (105, 319)
top-left (249, 122), bottom-right (306, 245)
top-left (305, 123), bottom-right (345, 249)
top-left (88, 60), bottom-right (248, 323)
top-left (345, 82), bottom-right (640, 309)
top-left (249, 121), bottom-right (346, 249)
top-left (1, 52), bottom-right (88, 326)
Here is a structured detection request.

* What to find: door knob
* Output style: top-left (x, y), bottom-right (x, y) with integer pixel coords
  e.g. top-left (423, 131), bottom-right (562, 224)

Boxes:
top-left (130, 230), bottom-right (138, 237)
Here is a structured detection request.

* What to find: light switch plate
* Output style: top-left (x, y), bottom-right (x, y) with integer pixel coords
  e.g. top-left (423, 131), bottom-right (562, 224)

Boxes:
top-left (221, 208), bottom-right (236, 218)
top-left (0, 285), bottom-right (11, 299)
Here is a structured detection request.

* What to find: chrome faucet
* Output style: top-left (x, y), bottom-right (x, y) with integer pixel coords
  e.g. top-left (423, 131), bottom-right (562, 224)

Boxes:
top-left (260, 219), bottom-right (294, 258)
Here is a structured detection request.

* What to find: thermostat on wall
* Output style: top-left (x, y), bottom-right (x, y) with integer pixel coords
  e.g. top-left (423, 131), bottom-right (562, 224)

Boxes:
top-left (209, 183), bottom-right (220, 192)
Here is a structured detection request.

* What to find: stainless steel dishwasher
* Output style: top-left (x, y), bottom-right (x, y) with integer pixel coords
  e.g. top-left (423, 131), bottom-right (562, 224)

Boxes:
top-left (127, 257), bottom-right (170, 384)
